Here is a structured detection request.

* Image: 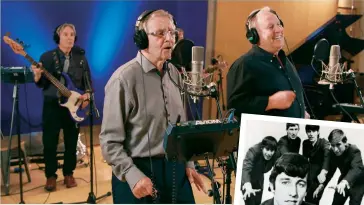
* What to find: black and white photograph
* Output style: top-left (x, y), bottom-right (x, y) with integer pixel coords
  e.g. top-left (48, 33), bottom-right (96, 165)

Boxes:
top-left (234, 114), bottom-right (364, 205)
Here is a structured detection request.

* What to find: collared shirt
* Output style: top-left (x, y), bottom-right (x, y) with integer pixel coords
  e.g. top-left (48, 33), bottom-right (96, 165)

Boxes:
top-left (35, 47), bottom-right (91, 99)
top-left (227, 45), bottom-right (305, 119)
top-left (99, 51), bottom-right (192, 190)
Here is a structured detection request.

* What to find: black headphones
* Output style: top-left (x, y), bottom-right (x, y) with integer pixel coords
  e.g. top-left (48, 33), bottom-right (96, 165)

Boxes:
top-left (133, 10), bottom-right (178, 50)
top-left (53, 23), bottom-right (78, 44)
top-left (245, 9), bottom-right (284, 45)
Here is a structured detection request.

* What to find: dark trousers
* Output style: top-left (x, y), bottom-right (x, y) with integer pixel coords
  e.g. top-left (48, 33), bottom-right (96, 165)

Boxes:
top-left (331, 183), bottom-right (364, 205)
top-left (112, 157), bottom-right (195, 204)
top-left (305, 180), bottom-right (324, 205)
top-left (42, 99), bottom-right (79, 178)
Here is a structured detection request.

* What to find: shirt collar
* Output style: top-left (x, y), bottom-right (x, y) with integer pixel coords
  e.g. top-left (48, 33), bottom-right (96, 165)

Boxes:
top-left (251, 45), bottom-right (286, 61)
top-left (136, 51), bottom-right (157, 73)
top-left (57, 47), bottom-right (72, 59)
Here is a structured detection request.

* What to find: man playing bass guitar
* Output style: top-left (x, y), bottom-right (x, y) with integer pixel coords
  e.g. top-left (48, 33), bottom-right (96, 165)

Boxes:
top-left (31, 23), bottom-right (92, 192)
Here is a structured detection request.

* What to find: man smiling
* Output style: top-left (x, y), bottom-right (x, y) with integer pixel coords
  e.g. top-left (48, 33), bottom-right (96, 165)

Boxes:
top-left (227, 6), bottom-right (309, 119)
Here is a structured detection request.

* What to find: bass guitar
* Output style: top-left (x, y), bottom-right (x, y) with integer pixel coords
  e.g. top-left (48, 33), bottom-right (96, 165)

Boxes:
top-left (3, 33), bottom-right (88, 123)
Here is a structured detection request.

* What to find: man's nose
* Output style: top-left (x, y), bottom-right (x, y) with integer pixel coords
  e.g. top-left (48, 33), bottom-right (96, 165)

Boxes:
top-left (288, 185), bottom-right (298, 197)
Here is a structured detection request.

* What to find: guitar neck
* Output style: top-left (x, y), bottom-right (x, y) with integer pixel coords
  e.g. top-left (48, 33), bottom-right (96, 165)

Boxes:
top-left (25, 54), bottom-right (71, 97)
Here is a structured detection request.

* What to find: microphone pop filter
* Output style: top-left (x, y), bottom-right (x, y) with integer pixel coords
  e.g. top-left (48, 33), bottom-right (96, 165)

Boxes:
top-left (313, 38), bottom-right (330, 62)
top-left (170, 39), bottom-right (195, 72)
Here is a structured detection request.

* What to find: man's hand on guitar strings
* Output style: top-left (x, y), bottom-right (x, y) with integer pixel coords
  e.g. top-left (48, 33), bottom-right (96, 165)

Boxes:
top-left (78, 93), bottom-right (90, 109)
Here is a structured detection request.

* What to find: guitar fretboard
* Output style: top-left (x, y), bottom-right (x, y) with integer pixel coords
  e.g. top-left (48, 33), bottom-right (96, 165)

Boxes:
top-left (25, 54), bottom-right (71, 97)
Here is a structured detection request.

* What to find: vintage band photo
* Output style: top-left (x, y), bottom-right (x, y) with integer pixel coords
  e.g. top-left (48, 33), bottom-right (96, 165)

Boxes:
top-left (234, 114), bottom-right (364, 205)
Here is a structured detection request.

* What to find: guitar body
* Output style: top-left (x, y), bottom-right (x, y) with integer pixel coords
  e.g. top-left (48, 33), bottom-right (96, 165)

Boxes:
top-left (59, 72), bottom-right (88, 123)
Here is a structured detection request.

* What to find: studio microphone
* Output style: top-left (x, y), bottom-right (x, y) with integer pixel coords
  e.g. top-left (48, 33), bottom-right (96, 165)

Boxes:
top-left (190, 46), bottom-right (204, 102)
top-left (318, 44), bottom-right (347, 89)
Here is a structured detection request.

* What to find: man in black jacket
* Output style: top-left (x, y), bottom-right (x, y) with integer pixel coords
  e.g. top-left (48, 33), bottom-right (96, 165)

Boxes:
top-left (227, 6), bottom-right (309, 119)
top-left (278, 123), bottom-right (301, 155)
top-left (325, 129), bottom-right (364, 205)
top-left (31, 23), bottom-right (92, 191)
top-left (302, 125), bottom-right (331, 205)
top-left (241, 136), bottom-right (279, 205)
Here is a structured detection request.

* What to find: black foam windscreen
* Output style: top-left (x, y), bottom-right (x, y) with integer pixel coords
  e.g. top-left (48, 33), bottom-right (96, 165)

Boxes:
top-left (313, 38), bottom-right (330, 62)
top-left (170, 39), bottom-right (195, 72)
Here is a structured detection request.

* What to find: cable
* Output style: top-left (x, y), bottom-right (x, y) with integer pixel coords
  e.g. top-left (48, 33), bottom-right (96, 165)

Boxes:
top-left (329, 89), bottom-right (359, 123)
top-left (140, 51), bottom-right (159, 203)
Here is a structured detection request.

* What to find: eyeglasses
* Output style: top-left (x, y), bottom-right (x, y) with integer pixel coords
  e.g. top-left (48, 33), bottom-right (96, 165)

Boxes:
top-left (147, 30), bottom-right (178, 38)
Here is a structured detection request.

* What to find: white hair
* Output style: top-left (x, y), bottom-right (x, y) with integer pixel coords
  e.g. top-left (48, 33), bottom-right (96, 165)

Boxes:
top-left (138, 9), bottom-right (175, 32)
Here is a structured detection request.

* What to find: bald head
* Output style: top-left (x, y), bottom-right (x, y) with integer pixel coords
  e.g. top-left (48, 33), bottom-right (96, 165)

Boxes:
top-left (246, 6), bottom-right (285, 54)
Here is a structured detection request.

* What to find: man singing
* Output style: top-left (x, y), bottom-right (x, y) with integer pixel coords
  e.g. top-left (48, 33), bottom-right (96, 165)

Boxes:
top-left (227, 7), bottom-right (309, 119)
top-left (99, 9), bottom-right (206, 204)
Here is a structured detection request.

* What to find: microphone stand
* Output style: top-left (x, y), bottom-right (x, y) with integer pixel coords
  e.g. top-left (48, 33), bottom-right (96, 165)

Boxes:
top-left (349, 72), bottom-right (364, 107)
top-left (216, 69), bottom-right (225, 119)
top-left (72, 59), bottom-right (111, 204)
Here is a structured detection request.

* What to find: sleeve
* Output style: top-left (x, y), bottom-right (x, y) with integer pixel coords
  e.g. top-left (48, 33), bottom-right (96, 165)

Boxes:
top-left (278, 137), bottom-right (289, 155)
top-left (241, 147), bottom-right (258, 185)
top-left (226, 60), bottom-right (269, 118)
top-left (34, 53), bottom-right (50, 88)
top-left (321, 139), bottom-right (331, 171)
top-left (81, 56), bottom-right (93, 92)
top-left (99, 75), bottom-right (146, 191)
top-left (343, 148), bottom-right (364, 187)
top-left (324, 152), bottom-right (337, 187)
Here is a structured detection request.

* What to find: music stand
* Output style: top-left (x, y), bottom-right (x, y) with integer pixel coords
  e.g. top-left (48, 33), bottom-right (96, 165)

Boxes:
top-left (1, 66), bottom-right (33, 203)
top-left (163, 120), bottom-right (240, 204)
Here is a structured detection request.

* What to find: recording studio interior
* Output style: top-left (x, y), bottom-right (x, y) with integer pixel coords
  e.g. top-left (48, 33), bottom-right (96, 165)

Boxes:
top-left (1, 0), bottom-right (364, 204)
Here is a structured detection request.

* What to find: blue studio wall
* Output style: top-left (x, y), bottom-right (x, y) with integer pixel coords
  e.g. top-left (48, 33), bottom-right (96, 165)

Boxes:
top-left (1, 0), bottom-right (208, 136)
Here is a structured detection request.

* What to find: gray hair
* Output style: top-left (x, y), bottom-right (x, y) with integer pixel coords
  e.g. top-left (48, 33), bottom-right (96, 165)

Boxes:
top-left (137, 10), bottom-right (175, 33)
top-left (56, 23), bottom-right (77, 36)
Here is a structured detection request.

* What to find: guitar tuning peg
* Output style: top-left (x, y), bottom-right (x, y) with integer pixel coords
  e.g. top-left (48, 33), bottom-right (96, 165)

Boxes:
top-left (20, 41), bottom-right (24, 45)
top-left (16, 38), bottom-right (20, 42)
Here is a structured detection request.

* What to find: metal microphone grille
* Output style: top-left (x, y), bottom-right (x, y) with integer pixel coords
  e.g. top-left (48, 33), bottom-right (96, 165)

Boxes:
top-left (192, 46), bottom-right (204, 63)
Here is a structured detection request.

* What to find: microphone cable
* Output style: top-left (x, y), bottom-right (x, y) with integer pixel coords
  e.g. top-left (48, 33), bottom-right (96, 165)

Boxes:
top-left (139, 51), bottom-right (160, 203)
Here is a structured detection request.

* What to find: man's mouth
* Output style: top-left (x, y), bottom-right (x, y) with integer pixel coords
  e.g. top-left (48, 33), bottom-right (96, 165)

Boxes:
top-left (274, 35), bottom-right (283, 40)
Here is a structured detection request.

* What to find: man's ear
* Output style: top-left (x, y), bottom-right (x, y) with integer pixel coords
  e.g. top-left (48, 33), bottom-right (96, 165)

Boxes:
top-left (268, 182), bottom-right (275, 193)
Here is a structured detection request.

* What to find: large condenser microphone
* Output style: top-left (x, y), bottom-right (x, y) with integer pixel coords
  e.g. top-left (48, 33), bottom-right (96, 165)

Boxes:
top-left (328, 45), bottom-right (341, 86)
top-left (190, 46), bottom-right (205, 102)
top-left (318, 44), bottom-right (346, 88)
top-left (191, 46), bottom-right (204, 87)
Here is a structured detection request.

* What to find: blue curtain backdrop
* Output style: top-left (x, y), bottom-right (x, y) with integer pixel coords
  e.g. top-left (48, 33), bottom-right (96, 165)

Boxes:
top-left (1, 0), bottom-right (208, 136)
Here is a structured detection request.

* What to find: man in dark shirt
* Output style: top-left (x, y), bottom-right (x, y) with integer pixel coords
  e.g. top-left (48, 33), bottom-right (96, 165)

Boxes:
top-left (227, 7), bottom-right (309, 119)
top-left (241, 136), bottom-right (279, 205)
top-left (278, 123), bottom-right (301, 155)
top-left (325, 129), bottom-right (364, 205)
top-left (302, 125), bottom-right (331, 205)
top-left (261, 153), bottom-right (314, 205)
top-left (31, 23), bottom-right (92, 191)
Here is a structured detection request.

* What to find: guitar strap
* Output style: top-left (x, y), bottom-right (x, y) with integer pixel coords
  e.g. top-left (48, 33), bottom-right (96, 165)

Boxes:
top-left (52, 50), bottom-right (63, 99)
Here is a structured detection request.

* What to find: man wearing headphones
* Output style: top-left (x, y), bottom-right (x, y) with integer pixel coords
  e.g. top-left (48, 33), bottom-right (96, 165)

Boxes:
top-left (227, 7), bottom-right (309, 119)
top-left (99, 9), bottom-right (206, 204)
top-left (31, 23), bottom-right (92, 191)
